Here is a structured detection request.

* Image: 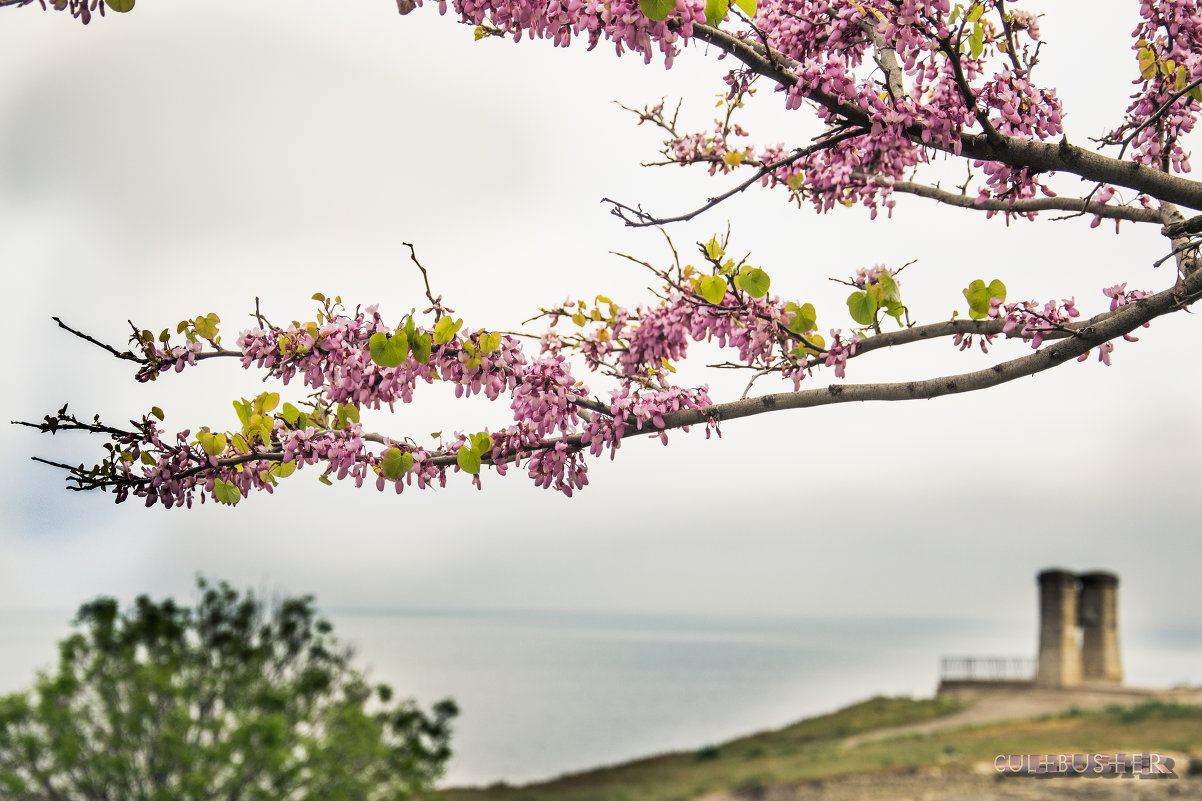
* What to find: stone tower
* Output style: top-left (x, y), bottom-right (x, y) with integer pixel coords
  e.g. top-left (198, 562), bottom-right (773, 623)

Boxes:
top-left (1079, 571), bottom-right (1123, 684)
top-left (1034, 569), bottom-right (1122, 688)
top-left (1035, 569), bottom-right (1083, 688)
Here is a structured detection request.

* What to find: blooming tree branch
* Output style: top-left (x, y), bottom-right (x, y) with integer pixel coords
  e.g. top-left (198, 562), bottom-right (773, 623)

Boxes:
top-left (10, 0), bottom-right (1202, 508)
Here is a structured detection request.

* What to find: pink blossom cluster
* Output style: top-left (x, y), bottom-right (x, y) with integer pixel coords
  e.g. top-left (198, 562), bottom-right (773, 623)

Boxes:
top-left (757, 0), bottom-right (871, 66)
top-left (580, 383), bottom-right (714, 456)
top-left (997, 296), bottom-right (1081, 349)
top-left (508, 353), bottom-right (587, 438)
top-left (979, 71), bottom-right (1062, 141)
top-left (626, 0), bottom-right (1087, 220)
top-left (1007, 8), bottom-right (1040, 41)
top-left (281, 424), bottom-right (370, 483)
top-left (1103, 282), bottom-right (1151, 312)
top-left (116, 300), bottom-right (735, 505)
top-left (950, 284), bottom-right (1151, 365)
top-left (236, 315), bottom-right (504, 408)
top-left (445, 0), bottom-right (705, 65)
top-left (821, 330), bottom-right (859, 379)
top-left (419, 0), bottom-right (1181, 223)
top-left (618, 292), bottom-right (791, 376)
top-left (134, 338), bottom-right (204, 380)
top-left (1107, 0), bottom-right (1202, 170)
top-left (140, 434), bottom-right (281, 510)
top-left (542, 298), bottom-right (634, 372)
top-left (851, 264), bottom-right (888, 288)
top-left (970, 71), bottom-right (1064, 211)
top-left (103, 416), bottom-right (219, 509)
top-left (525, 442), bottom-right (589, 494)
top-left (665, 120), bottom-right (754, 176)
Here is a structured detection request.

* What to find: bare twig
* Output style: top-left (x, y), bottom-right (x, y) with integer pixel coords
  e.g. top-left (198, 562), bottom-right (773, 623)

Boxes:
top-left (404, 242), bottom-right (446, 321)
top-left (1112, 75), bottom-right (1202, 159)
top-left (604, 125), bottom-right (867, 227)
top-left (54, 317), bottom-right (143, 363)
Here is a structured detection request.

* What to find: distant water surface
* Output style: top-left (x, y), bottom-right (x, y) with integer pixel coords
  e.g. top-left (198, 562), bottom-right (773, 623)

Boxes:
top-left (1, 608), bottom-right (1199, 785)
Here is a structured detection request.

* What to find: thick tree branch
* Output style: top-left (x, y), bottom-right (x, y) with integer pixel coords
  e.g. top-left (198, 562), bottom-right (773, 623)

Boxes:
top-left (1156, 202), bottom-right (1200, 277)
top-left (688, 23), bottom-right (1202, 212)
top-left (941, 35), bottom-right (1004, 147)
top-left (853, 174), bottom-right (1163, 223)
top-left (661, 266), bottom-right (1202, 429)
top-left (865, 24), bottom-right (905, 103)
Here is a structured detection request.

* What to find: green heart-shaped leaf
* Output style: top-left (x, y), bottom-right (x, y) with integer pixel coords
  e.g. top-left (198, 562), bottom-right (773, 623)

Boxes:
top-left (963, 278), bottom-right (1006, 320)
top-left (785, 301), bottom-right (817, 334)
top-left (877, 272), bottom-right (902, 304)
top-left (213, 479), bottom-right (241, 505)
top-left (381, 447), bottom-right (413, 480)
top-left (639, 0), bottom-right (674, 20)
top-left (433, 316), bottom-right (464, 345)
top-left (471, 432), bottom-right (493, 453)
top-left (456, 446), bottom-right (482, 474)
top-left (704, 0), bottom-right (728, 23)
top-left (479, 332), bottom-right (503, 354)
top-left (697, 275), bottom-right (728, 305)
top-left (733, 267), bottom-right (771, 298)
top-left (281, 403), bottom-right (301, 426)
top-left (411, 332), bottom-right (432, 364)
top-left (233, 399), bottom-right (251, 427)
top-left (194, 313), bottom-right (219, 340)
top-left (847, 290), bottom-right (878, 326)
top-left (368, 331), bottom-right (409, 367)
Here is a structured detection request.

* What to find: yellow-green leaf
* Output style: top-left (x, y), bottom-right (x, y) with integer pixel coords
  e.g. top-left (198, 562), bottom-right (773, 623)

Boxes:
top-left (213, 479), bottom-right (241, 505)
top-left (639, 0), bottom-right (674, 20)
top-left (704, 237), bottom-right (724, 261)
top-left (456, 446), bottom-right (482, 474)
top-left (433, 316), bottom-right (464, 345)
top-left (697, 275), bottom-right (728, 305)
top-left (381, 448), bottom-right (414, 480)
top-left (733, 267), bottom-right (771, 299)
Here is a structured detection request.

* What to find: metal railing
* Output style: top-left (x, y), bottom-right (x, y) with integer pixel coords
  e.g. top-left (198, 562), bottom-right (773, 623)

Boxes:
top-left (940, 656), bottom-right (1035, 681)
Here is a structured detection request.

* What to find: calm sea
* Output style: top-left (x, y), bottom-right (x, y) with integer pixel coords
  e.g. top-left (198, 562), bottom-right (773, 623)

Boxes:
top-left (2, 608), bottom-right (1199, 786)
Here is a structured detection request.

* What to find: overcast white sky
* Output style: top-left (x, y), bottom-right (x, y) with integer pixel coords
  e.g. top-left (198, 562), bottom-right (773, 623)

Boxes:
top-left (1, 0), bottom-right (1198, 653)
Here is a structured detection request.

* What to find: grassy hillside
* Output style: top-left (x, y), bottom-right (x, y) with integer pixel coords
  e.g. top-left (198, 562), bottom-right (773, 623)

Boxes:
top-left (439, 697), bottom-right (1202, 801)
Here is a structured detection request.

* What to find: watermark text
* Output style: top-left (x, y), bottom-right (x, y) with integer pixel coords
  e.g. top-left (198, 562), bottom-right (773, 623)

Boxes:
top-left (994, 752), bottom-right (1174, 778)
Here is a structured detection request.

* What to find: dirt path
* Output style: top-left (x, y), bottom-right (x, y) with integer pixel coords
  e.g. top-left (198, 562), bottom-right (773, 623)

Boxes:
top-left (842, 684), bottom-right (1202, 749)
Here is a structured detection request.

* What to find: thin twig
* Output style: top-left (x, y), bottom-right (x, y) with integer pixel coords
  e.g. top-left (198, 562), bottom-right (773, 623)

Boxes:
top-left (404, 242), bottom-right (445, 321)
top-left (1114, 75), bottom-right (1202, 159)
top-left (54, 317), bottom-right (143, 363)
top-left (603, 126), bottom-right (867, 227)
